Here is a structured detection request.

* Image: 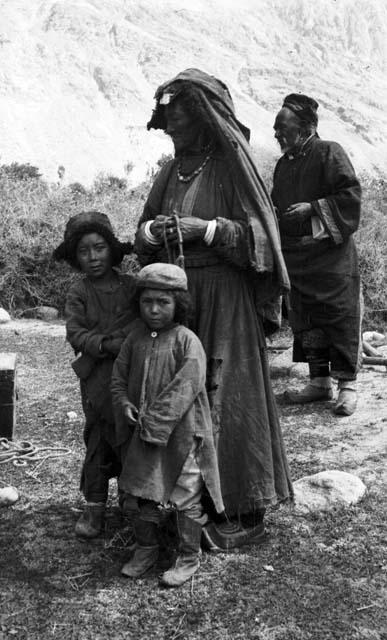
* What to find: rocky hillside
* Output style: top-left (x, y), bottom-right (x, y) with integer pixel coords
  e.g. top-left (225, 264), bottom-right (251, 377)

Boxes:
top-left (0, 0), bottom-right (386, 185)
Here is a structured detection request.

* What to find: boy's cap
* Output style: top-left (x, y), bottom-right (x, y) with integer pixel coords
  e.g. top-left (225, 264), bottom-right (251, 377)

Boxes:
top-left (137, 263), bottom-right (188, 291)
top-left (53, 210), bottom-right (133, 266)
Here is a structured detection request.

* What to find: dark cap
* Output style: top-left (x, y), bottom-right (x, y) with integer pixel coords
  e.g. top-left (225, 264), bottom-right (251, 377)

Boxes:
top-left (53, 210), bottom-right (133, 268)
top-left (282, 93), bottom-right (319, 126)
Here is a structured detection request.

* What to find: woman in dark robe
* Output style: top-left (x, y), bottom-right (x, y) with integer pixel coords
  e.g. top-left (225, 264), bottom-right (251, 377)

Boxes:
top-left (135, 68), bottom-right (292, 547)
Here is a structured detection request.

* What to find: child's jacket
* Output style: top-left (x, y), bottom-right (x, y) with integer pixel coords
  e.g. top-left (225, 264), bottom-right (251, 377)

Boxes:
top-left (65, 272), bottom-right (136, 426)
top-left (111, 320), bottom-right (224, 513)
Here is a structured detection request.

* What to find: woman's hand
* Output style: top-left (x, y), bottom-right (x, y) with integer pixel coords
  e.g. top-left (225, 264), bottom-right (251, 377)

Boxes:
top-left (283, 202), bottom-right (312, 224)
top-left (167, 216), bottom-right (208, 243)
top-left (149, 215), bottom-right (170, 241)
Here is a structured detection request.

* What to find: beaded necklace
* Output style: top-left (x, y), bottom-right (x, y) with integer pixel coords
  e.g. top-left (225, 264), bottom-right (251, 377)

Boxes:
top-left (177, 152), bottom-right (212, 183)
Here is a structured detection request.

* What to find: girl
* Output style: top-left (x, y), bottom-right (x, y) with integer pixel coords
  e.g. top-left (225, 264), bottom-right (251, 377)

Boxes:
top-left (53, 210), bottom-right (135, 538)
top-left (111, 263), bottom-right (224, 587)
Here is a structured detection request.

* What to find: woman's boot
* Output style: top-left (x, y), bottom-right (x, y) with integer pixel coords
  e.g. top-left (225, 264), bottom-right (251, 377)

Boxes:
top-left (121, 517), bottom-right (159, 578)
top-left (160, 513), bottom-right (202, 588)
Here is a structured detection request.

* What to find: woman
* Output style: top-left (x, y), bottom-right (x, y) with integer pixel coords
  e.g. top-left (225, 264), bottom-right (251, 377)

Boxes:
top-left (135, 68), bottom-right (292, 547)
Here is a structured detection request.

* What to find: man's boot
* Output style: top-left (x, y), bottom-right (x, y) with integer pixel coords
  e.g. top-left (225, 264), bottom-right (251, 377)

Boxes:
top-left (160, 513), bottom-right (202, 588)
top-left (284, 377), bottom-right (333, 404)
top-left (75, 502), bottom-right (105, 538)
top-left (334, 380), bottom-right (357, 416)
top-left (121, 517), bottom-right (159, 578)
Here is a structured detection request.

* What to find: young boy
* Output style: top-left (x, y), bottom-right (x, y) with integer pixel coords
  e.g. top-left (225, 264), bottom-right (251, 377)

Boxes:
top-left (111, 263), bottom-right (224, 587)
top-left (53, 210), bottom-right (135, 538)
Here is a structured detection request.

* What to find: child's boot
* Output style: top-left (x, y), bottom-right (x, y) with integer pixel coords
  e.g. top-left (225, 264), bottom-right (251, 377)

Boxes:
top-left (121, 517), bottom-right (159, 578)
top-left (75, 502), bottom-right (105, 538)
top-left (160, 512), bottom-right (202, 588)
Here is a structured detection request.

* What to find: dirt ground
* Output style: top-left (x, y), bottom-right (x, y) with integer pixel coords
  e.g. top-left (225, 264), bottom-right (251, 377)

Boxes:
top-left (0, 319), bottom-right (386, 640)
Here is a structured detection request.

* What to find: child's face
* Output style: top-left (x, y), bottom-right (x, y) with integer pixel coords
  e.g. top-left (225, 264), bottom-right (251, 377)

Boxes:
top-left (76, 233), bottom-right (112, 279)
top-left (139, 288), bottom-right (176, 330)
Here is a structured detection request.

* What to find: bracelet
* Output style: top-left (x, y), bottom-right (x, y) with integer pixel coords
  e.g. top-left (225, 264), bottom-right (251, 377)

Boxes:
top-left (144, 221), bottom-right (162, 246)
top-left (203, 220), bottom-right (217, 246)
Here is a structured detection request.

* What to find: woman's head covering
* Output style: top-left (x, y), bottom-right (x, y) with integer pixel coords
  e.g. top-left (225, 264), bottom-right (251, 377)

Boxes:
top-left (282, 93), bottom-right (319, 126)
top-left (53, 210), bottom-right (133, 269)
top-left (148, 68), bottom-right (251, 141)
top-left (147, 69), bottom-right (290, 330)
top-left (136, 263), bottom-right (188, 291)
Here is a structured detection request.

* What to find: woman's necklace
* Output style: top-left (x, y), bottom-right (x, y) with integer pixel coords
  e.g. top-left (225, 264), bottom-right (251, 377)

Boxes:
top-left (177, 152), bottom-right (212, 183)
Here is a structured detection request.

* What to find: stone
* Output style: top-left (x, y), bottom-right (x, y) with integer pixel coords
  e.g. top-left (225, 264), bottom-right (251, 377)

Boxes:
top-left (0, 308), bottom-right (11, 323)
top-left (293, 470), bottom-right (367, 516)
top-left (0, 486), bottom-right (19, 507)
top-left (0, 353), bottom-right (17, 439)
top-left (35, 306), bottom-right (59, 321)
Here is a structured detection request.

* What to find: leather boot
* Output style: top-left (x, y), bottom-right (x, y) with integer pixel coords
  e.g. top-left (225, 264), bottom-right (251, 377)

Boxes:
top-left (121, 517), bottom-right (159, 578)
top-left (75, 503), bottom-right (105, 538)
top-left (334, 381), bottom-right (357, 416)
top-left (160, 513), bottom-right (202, 588)
top-left (284, 381), bottom-right (333, 404)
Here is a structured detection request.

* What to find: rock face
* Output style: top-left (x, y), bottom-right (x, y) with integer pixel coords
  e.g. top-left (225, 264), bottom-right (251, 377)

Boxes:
top-left (0, 0), bottom-right (385, 185)
top-left (293, 470), bottom-right (367, 515)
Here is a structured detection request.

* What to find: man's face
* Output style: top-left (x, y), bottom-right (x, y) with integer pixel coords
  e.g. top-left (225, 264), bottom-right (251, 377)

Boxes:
top-left (273, 108), bottom-right (303, 154)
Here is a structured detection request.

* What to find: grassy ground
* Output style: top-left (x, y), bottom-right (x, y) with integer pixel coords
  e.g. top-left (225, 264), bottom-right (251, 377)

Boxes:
top-left (0, 323), bottom-right (386, 640)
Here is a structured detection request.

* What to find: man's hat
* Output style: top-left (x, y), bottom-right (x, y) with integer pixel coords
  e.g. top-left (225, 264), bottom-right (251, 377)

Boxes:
top-left (282, 93), bottom-right (319, 126)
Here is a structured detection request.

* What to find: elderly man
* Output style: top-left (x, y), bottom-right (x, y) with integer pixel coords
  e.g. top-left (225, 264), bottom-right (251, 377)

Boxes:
top-left (271, 94), bottom-right (362, 416)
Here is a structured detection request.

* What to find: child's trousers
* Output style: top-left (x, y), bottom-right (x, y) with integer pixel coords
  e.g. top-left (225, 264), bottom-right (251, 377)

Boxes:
top-left (80, 405), bottom-right (121, 504)
top-left (122, 441), bottom-right (206, 524)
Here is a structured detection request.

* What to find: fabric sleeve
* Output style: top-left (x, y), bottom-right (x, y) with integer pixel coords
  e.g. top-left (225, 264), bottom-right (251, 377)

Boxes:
top-left (311, 142), bottom-right (361, 244)
top-left (110, 338), bottom-right (133, 411)
top-left (208, 217), bottom-right (250, 268)
top-left (139, 335), bottom-right (206, 447)
top-left (65, 283), bottom-right (107, 358)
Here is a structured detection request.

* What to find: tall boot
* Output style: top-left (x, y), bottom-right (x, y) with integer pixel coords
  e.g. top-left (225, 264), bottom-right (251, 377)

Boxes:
top-left (160, 512), bottom-right (202, 588)
top-left (75, 502), bottom-right (105, 538)
top-left (121, 517), bottom-right (159, 578)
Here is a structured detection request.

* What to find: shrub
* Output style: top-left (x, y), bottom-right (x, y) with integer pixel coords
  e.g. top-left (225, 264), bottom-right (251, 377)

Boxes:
top-left (0, 162), bottom-right (42, 181)
top-left (0, 170), bottom-right (149, 316)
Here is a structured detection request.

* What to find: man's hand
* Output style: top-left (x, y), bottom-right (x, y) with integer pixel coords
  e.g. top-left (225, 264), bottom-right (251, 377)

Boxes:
top-left (123, 404), bottom-right (139, 425)
top-left (283, 202), bottom-right (312, 224)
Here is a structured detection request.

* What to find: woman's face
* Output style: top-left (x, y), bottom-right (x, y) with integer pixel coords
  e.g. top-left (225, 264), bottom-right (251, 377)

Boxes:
top-left (165, 100), bottom-right (201, 154)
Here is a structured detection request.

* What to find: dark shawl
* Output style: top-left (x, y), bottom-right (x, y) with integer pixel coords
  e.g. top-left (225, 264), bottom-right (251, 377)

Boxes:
top-left (146, 68), bottom-right (290, 325)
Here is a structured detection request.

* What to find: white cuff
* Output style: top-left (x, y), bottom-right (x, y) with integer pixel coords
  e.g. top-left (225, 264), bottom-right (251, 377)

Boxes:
top-left (144, 221), bottom-right (161, 246)
top-left (203, 220), bottom-right (217, 246)
top-left (311, 216), bottom-right (329, 240)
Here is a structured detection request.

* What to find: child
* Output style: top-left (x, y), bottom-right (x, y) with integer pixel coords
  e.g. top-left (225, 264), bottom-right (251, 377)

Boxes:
top-left (111, 263), bottom-right (224, 587)
top-left (53, 210), bottom-right (136, 538)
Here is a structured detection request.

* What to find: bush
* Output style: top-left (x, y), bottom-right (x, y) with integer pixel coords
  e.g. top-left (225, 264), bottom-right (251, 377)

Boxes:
top-left (0, 162), bottom-right (42, 181)
top-left (0, 162), bottom-right (385, 326)
top-left (0, 168), bottom-right (150, 316)
top-left (357, 174), bottom-right (387, 328)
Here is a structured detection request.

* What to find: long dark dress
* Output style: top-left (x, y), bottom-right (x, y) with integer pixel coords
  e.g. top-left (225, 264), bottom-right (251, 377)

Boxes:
top-left (271, 135), bottom-right (362, 376)
top-left (135, 154), bottom-right (293, 517)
